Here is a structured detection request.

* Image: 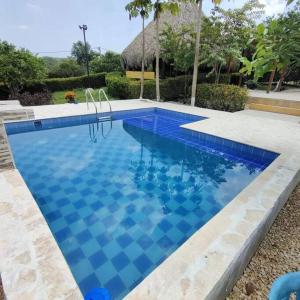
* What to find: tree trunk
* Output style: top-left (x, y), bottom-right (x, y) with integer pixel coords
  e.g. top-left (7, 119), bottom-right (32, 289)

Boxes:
top-left (155, 17), bottom-right (160, 102)
top-left (238, 74), bottom-right (243, 86)
top-left (216, 64), bottom-right (222, 84)
top-left (267, 69), bottom-right (276, 93)
top-left (274, 68), bottom-right (287, 92)
top-left (140, 16), bottom-right (145, 99)
top-left (191, 0), bottom-right (203, 106)
top-left (227, 57), bottom-right (232, 74)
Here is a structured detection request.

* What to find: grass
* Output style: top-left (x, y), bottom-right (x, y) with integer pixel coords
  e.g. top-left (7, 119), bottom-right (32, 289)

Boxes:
top-left (52, 87), bottom-right (113, 104)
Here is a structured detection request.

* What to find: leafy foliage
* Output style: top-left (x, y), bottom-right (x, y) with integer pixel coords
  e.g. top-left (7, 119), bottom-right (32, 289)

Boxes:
top-left (160, 24), bottom-right (195, 74)
top-left (240, 3), bottom-right (300, 90)
top-left (27, 72), bottom-right (107, 92)
top-left (125, 0), bottom-right (152, 19)
top-left (48, 58), bottom-right (84, 78)
top-left (71, 41), bottom-right (97, 66)
top-left (90, 51), bottom-right (122, 73)
top-left (201, 0), bottom-right (264, 83)
top-left (0, 40), bottom-right (46, 96)
top-left (195, 84), bottom-right (248, 112)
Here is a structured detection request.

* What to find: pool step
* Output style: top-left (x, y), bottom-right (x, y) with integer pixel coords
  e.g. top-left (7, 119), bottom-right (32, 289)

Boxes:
top-left (98, 116), bottom-right (112, 122)
top-left (246, 97), bottom-right (300, 116)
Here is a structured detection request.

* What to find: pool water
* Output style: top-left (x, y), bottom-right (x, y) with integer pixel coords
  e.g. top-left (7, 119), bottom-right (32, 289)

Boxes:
top-left (7, 108), bottom-right (277, 299)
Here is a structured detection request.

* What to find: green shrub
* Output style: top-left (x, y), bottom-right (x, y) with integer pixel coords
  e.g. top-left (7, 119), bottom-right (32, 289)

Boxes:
top-left (195, 84), bottom-right (247, 112)
top-left (106, 73), bottom-right (129, 99)
top-left (43, 72), bottom-right (107, 91)
top-left (160, 75), bottom-right (193, 101)
top-left (128, 80), bottom-right (156, 99)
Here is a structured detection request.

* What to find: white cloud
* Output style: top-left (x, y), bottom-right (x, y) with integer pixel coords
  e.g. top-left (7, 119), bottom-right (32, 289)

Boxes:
top-left (26, 2), bottom-right (42, 12)
top-left (17, 25), bottom-right (29, 30)
top-left (259, 0), bottom-right (286, 16)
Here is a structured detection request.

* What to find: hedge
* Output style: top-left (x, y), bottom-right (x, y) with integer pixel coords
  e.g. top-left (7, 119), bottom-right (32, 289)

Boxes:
top-left (195, 84), bottom-right (247, 112)
top-left (26, 72), bottom-right (107, 92)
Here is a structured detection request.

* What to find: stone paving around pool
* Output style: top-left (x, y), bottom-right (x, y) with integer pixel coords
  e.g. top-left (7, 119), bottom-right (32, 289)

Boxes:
top-left (0, 100), bottom-right (300, 299)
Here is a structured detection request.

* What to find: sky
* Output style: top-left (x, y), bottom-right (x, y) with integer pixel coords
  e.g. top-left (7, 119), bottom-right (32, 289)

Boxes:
top-left (0, 0), bottom-right (289, 58)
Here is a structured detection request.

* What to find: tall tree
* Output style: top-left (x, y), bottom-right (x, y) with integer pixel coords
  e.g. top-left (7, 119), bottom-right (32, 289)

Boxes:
top-left (153, 0), bottom-right (179, 101)
top-left (240, 5), bottom-right (300, 93)
top-left (190, 0), bottom-right (221, 107)
top-left (0, 40), bottom-right (46, 97)
top-left (126, 0), bottom-right (152, 99)
top-left (90, 51), bottom-right (122, 73)
top-left (71, 41), bottom-right (96, 67)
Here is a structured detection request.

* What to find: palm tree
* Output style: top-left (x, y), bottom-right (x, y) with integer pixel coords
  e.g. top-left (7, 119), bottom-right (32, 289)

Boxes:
top-left (153, 1), bottom-right (179, 102)
top-left (190, 0), bottom-right (221, 107)
top-left (126, 0), bottom-right (153, 99)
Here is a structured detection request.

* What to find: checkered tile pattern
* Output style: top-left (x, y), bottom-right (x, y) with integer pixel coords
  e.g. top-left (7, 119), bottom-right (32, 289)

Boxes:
top-left (8, 110), bottom-right (263, 299)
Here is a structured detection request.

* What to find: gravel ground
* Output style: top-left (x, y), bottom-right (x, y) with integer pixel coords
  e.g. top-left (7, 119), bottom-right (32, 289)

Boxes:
top-left (228, 184), bottom-right (300, 299)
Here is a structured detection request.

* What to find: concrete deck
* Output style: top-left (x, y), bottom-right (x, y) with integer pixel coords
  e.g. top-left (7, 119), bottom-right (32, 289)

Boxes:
top-left (249, 88), bottom-right (300, 102)
top-left (1, 100), bottom-right (300, 300)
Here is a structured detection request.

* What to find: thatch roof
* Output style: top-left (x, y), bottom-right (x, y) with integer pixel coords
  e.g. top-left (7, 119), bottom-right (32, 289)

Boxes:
top-left (122, 2), bottom-right (200, 69)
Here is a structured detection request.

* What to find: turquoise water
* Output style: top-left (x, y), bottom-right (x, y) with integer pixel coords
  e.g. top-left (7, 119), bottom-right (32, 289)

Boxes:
top-left (7, 109), bottom-right (276, 299)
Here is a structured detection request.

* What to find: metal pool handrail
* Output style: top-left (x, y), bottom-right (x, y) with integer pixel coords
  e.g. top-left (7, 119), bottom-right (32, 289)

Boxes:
top-left (85, 88), bottom-right (98, 118)
top-left (98, 89), bottom-right (112, 115)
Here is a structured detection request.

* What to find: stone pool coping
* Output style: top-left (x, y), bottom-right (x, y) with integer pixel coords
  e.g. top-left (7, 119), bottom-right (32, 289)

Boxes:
top-left (1, 100), bottom-right (300, 299)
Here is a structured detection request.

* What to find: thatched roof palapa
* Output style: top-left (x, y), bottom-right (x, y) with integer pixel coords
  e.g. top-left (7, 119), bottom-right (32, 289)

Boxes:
top-left (122, 2), bottom-right (200, 69)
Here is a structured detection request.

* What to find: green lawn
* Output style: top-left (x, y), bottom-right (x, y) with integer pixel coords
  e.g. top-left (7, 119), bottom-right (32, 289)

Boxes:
top-left (52, 87), bottom-right (113, 104)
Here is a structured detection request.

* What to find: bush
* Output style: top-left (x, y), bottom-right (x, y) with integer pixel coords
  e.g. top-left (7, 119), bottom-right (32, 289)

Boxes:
top-left (160, 75), bottom-right (192, 101)
top-left (128, 80), bottom-right (156, 99)
top-left (106, 73), bottom-right (129, 99)
top-left (44, 72), bottom-right (107, 91)
top-left (195, 84), bottom-right (247, 112)
top-left (9, 90), bottom-right (53, 106)
top-left (25, 73), bottom-right (107, 92)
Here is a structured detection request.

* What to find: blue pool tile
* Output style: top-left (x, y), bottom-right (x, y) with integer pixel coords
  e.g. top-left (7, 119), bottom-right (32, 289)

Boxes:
top-left (177, 220), bottom-right (192, 234)
top-left (158, 219), bottom-right (173, 232)
top-left (89, 250), bottom-right (108, 269)
top-left (111, 191), bottom-right (122, 200)
top-left (96, 233), bottom-right (111, 247)
top-left (120, 217), bottom-right (136, 229)
top-left (134, 254), bottom-right (152, 274)
top-left (175, 206), bottom-right (189, 216)
top-left (76, 229), bottom-right (93, 244)
top-left (55, 227), bottom-right (72, 243)
top-left (102, 215), bottom-right (116, 228)
top-left (111, 253), bottom-right (130, 271)
top-left (84, 213), bottom-right (99, 226)
top-left (65, 248), bottom-right (85, 266)
top-left (116, 233), bottom-right (133, 248)
top-left (137, 235), bottom-right (153, 250)
top-left (46, 210), bottom-right (62, 222)
top-left (80, 188), bottom-right (92, 197)
top-left (65, 212), bottom-right (80, 224)
top-left (106, 275), bottom-right (126, 299)
top-left (157, 236), bottom-right (173, 250)
top-left (90, 201), bottom-right (103, 210)
top-left (79, 273), bottom-right (101, 296)
top-left (74, 199), bottom-right (86, 209)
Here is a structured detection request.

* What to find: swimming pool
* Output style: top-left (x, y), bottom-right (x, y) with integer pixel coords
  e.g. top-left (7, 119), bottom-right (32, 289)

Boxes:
top-left (6, 108), bottom-right (278, 299)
